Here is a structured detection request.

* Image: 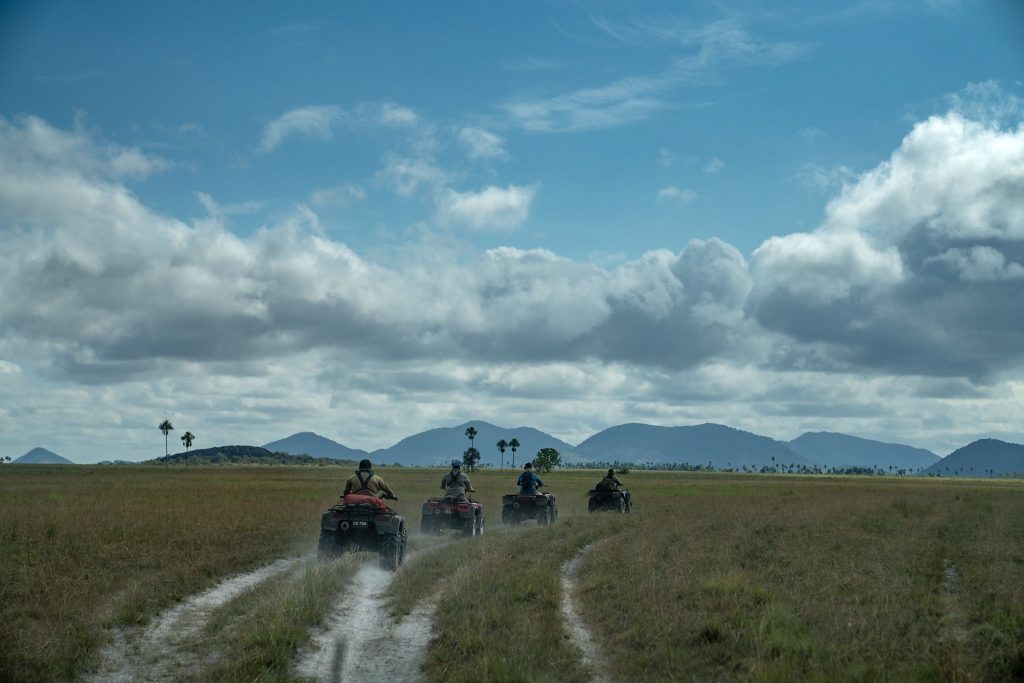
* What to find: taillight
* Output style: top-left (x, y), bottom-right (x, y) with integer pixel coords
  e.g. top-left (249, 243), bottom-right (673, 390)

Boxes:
top-left (375, 515), bottom-right (391, 523)
top-left (457, 503), bottom-right (470, 512)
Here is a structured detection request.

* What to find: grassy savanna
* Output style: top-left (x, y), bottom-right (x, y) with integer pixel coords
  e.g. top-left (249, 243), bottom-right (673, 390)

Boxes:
top-left (393, 471), bottom-right (1024, 682)
top-left (0, 464), bottom-right (420, 681)
top-left (1, 464), bottom-right (1022, 681)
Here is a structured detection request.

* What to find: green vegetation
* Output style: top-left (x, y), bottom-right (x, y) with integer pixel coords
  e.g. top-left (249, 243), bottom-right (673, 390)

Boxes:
top-left (533, 446), bottom-right (562, 472)
top-left (1, 465), bottom-right (1022, 682)
top-left (198, 556), bottom-right (360, 682)
top-left (148, 445), bottom-right (358, 467)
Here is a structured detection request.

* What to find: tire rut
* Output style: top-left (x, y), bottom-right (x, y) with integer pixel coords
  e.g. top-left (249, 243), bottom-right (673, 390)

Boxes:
top-left (560, 546), bottom-right (616, 683)
top-left (86, 557), bottom-right (299, 682)
top-left (292, 559), bottom-right (436, 683)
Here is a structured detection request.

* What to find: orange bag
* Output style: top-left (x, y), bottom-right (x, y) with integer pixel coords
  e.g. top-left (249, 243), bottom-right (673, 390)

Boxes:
top-left (342, 493), bottom-right (389, 509)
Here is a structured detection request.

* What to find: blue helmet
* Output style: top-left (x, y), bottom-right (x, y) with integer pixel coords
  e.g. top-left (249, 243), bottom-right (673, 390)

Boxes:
top-left (451, 459), bottom-right (462, 469)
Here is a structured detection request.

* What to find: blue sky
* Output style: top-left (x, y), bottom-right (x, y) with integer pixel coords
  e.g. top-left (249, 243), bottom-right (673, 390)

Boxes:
top-left (1, 1), bottom-right (1024, 462)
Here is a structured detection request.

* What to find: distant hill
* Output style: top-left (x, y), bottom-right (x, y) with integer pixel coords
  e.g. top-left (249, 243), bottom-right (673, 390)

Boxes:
top-left (923, 439), bottom-right (1024, 478)
top-left (575, 423), bottom-right (810, 468)
top-left (788, 432), bottom-right (939, 470)
top-left (370, 420), bottom-right (579, 467)
top-left (13, 447), bottom-right (73, 464)
top-left (146, 445), bottom-right (358, 467)
top-left (262, 432), bottom-right (368, 460)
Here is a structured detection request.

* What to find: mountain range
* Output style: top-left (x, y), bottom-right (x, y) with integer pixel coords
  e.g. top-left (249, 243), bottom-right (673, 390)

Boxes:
top-left (263, 432), bottom-right (368, 460)
top-left (922, 439), bottom-right (1024, 478)
top-left (788, 432), bottom-right (939, 470)
top-left (261, 422), bottom-right (945, 471)
top-left (12, 447), bottom-right (73, 464)
top-left (577, 422), bottom-right (809, 468)
top-left (12, 423), bottom-right (1023, 478)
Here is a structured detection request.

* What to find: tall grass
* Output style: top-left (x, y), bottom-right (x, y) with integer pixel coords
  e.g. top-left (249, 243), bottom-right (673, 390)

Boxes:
top-left (0, 464), bottom-right (418, 681)
top-left (3, 465), bottom-right (1022, 681)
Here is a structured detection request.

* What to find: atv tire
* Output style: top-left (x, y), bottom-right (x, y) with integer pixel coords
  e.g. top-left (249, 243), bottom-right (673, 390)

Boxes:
top-left (318, 530), bottom-right (341, 560)
top-left (380, 529), bottom-right (407, 572)
top-left (538, 506), bottom-right (551, 526)
top-left (420, 515), bottom-right (433, 535)
top-left (617, 496), bottom-right (626, 513)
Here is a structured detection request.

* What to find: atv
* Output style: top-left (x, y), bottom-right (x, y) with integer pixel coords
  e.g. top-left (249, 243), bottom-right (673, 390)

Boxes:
top-left (587, 488), bottom-right (632, 513)
top-left (318, 492), bottom-right (408, 571)
top-left (420, 497), bottom-right (484, 536)
top-left (501, 492), bottom-right (558, 525)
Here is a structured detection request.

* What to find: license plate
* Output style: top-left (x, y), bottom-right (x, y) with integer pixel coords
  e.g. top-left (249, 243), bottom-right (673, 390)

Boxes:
top-left (352, 521), bottom-right (368, 526)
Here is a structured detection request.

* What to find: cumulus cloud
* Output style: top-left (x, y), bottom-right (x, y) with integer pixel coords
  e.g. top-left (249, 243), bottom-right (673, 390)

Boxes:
top-left (5, 96), bottom-right (1024, 460)
top-left (702, 157), bottom-right (724, 174)
top-left (658, 186), bottom-right (697, 203)
top-left (309, 183), bottom-right (367, 207)
top-left (259, 105), bottom-right (344, 152)
top-left (750, 90), bottom-right (1024, 378)
top-left (259, 102), bottom-right (427, 152)
top-left (927, 246), bottom-right (1024, 281)
top-left (378, 156), bottom-right (450, 196)
top-left (458, 126), bottom-right (508, 160)
top-left (437, 184), bottom-right (537, 229)
top-left (0, 114), bottom-right (170, 179)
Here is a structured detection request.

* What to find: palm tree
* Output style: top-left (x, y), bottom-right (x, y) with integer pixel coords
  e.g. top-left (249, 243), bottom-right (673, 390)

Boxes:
top-left (180, 431), bottom-right (195, 452)
top-left (465, 426), bottom-right (477, 450)
top-left (508, 438), bottom-right (520, 468)
top-left (496, 439), bottom-right (508, 469)
top-left (159, 419), bottom-right (174, 458)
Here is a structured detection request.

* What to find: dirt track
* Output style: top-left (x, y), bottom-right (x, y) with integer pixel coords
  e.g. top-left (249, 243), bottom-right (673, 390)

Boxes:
top-left (292, 561), bottom-right (436, 683)
top-left (560, 546), bottom-right (615, 683)
top-left (87, 557), bottom-right (298, 682)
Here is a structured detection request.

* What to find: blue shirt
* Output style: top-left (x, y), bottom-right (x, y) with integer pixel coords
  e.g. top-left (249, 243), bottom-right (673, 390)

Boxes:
top-left (517, 471), bottom-right (544, 494)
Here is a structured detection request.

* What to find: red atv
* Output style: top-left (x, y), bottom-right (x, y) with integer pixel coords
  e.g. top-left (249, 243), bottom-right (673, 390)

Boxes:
top-left (318, 493), bottom-right (407, 570)
top-left (420, 497), bottom-right (484, 536)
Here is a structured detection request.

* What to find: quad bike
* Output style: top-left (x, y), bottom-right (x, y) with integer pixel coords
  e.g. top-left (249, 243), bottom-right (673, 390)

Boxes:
top-left (420, 496), bottom-right (484, 536)
top-left (318, 492), bottom-right (407, 571)
top-left (587, 488), bottom-right (632, 513)
top-left (501, 491), bottom-right (558, 526)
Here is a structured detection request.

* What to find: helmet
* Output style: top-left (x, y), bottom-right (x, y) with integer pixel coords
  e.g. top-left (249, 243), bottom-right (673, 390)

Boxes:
top-left (451, 459), bottom-right (462, 469)
top-left (524, 462), bottom-right (533, 469)
top-left (607, 468), bottom-right (615, 476)
top-left (359, 458), bottom-right (372, 470)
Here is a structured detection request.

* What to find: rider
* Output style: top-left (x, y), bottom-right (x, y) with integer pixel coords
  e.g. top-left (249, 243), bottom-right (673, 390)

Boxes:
top-left (343, 459), bottom-right (396, 499)
top-left (596, 468), bottom-right (622, 490)
top-left (441, 459), bottom-right (475, 502)
top-left (517, 462), bottom-right (544, 494)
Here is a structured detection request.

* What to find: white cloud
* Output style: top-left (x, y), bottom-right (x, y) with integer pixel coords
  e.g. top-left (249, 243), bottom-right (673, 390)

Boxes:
top-left (658, 186), bottom-right (697, 203)
top-left (928, 246), bottom-right (1024, 281)
top-left (5, 101), bottom-right (1024, 461)
top-left (437, 184), bottom-right (537, 230)
top-left (702, 157), bottom-right (725, 174)
top-left (821, 111), bottom-right (1024, 242)
top-left (259, 105), bottom-right (344, 152)
top-left (795, 162), bottom-right (855, 191)
top-left (458, 127), bottom-right (508, 160)
top-left (379, 157), bottom-right (449, 197)
top-left (309, 183), bottom-right (367, 207)
top-left (501, 20), bottom-right (809, 132)
top-left (196, 192), bottom-right (266, 217)
top-left (258, 102), bottom-right (429, 153)
top-left (0, 114), bottom-right (170, 179)
top-left (751, 230), bottom-right (904, 304)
